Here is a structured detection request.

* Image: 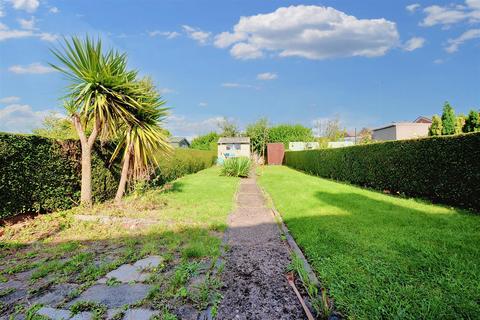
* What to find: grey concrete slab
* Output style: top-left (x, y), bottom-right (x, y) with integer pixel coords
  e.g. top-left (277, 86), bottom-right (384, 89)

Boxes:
top-left (133, 256), bottom-right (163, 270)
top-left (70, 312), bottom-right (93, 320)
top-left (123, 309), bottom-right (156, 320)
top-left (97, 264), bottom-right (148, 284)
top-left (36, 307), bottom-right (71, 320)
top-left (67, 284), bottom-right (151, 308)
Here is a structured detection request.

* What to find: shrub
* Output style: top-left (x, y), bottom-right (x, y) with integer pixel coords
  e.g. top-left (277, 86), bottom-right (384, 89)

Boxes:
top-left (0, 133), bottom-right (217, 219)
top-left (285, 132), bottom-right (480, 212)
top-left (221, 157), bottom-right (251, 177)
top-left (268, 124), bottom-right (314, 148)
top-left (190, 132), bottom-right (219, 150)
top-left (0, 133), bottom-right (119, 219)
top-left (150, 149), bottom-right (217, 186)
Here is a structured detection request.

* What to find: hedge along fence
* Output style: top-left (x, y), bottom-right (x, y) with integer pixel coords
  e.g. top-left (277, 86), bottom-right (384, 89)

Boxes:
top-left (285, 132), bottom-right (480, 212)
top-left (0, 133), bottom-right (217, 219)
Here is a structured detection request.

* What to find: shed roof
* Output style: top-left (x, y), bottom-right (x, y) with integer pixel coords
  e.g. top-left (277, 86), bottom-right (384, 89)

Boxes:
top-left (218, 137), bottom-right (250, 144)
top-left (169, 136), bottom-right (189, 143)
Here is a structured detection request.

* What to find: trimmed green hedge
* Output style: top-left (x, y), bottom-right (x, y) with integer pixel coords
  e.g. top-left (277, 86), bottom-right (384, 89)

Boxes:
top-left (0, 133), bottom-right (217, 219)
top-left (285, 132), bottom-right (480, 211)
top-left (0, 133), bottom-right (119, 219)
top-left (151, 148), bottom-right (217, 186)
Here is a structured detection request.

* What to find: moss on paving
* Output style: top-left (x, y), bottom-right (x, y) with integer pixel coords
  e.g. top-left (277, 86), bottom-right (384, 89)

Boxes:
top-left (258, 166), bottom-right (480, 320)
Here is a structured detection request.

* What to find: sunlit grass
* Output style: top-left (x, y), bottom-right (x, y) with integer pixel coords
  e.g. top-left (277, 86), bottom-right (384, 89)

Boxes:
top-left (258, 166), bottom-right (480, 320)
top-left (0, 166), bottom-right (239, 316)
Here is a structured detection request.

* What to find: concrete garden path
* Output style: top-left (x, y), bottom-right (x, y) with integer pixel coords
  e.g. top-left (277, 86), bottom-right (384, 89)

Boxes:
top-left (216, 177), bottom-right (305, 319)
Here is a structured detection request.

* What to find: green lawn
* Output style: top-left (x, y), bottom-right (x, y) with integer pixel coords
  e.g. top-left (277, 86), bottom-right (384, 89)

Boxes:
top-left (0, 167), bottom-right (238, 317)
top-left (258, 166), bottom-right (480, 320)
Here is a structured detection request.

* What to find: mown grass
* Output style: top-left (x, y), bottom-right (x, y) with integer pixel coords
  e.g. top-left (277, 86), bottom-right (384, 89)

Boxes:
top-left (0, 167), bottom-right (238, 317)
top-left (258, 166), bottom-right (480, 320)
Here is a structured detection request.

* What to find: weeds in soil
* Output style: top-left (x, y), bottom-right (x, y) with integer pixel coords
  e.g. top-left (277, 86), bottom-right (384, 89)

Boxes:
top-left (70, 301), bottom-right (107, 319)
top-left (288, 253), bottom-right (331, 318)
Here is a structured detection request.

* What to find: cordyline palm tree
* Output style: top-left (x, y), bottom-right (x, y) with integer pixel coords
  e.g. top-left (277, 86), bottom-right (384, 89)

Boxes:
top-left (112, 78), bottom-right (172, 203)
top-left (50, 36), bottom-right (142, 206)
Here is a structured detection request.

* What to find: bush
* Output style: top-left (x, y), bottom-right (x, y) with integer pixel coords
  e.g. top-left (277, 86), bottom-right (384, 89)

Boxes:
top-left (150, 149), bottom-right (217, 186)
top-left (0, 133), bottom-right (119, 219)
top-left (285, 132), bottom-right (480, 212)
top-left (0, 133), bottom-right (217, 219)
top-left (221, 157), bottom-right (251, 177)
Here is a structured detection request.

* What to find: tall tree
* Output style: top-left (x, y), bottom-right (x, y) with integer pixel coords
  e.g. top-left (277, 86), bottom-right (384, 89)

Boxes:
top-left (33, 112), bottom-right (81, 140)
top-left (218, 117), bottom-right (239, 137)
top-left (246, 118), bottom-right (269, 159)
top-left (455, 114), bottom-right (466, 134)
top-left (463, 109), bottom-right (480, 133)
top-left (112, 79), bottom-right (172, 203)
top-left (51, 36), bottom-right (141, 206)
top-left (441, 102), bottom-right (456, 135)
top-left (429, 115), bottom-right (443, 136)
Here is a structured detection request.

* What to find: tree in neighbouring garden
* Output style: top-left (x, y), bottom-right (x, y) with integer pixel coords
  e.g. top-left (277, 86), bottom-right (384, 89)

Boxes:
top-left (463, 109), bottom-right (480, 132)
top-left (455, 114), bottom-right (466, 134)
top-left (358, 127), bottom-right (373, 144)
top-left (268, 124), bottom-right (314, 147)
top-left (246, 118), bottom-right (269, 159)
top-left (111, 78), bottom-right (172, 203)
top-left (441, 102), bottom-right (456, 135)
top-left (218, 117), bottom-right (239, 137)
top-left (51, 36), bottom-right (143, 206)
top-left (429, 115), bottom-right (443, 136)
top-left (33, 113), bottom-right (82, 140)
top-left (191, 132), bottom-right (220, 150)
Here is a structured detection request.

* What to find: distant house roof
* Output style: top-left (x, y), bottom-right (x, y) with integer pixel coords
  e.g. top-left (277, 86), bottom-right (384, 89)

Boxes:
top-left (414, 116), bottom-right (432, 124)
top-left (169, 136), bottom-right (188, 143)
top-left (218, 137), bottom-right (250, 144)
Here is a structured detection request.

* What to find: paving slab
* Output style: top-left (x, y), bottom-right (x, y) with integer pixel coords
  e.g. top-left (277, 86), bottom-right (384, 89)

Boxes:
top-left (36, 307), bottom-right (71, 320)
top-left (32, 283), bottom-right (79, 306)
top-left (133, 256), bottom-right (162, 270)
top-left (236, 193), bottom-right (265, 207)
top-left (67, 284), bottom-right (151, 308)
top-left (238, 183), bottom-right (261, 193)
top-left (97, 264), bottom-right (148, 284)
top-left (70, 312), bottom-right (93, 320)
top-left (123, 309), bottom-right (156, 320)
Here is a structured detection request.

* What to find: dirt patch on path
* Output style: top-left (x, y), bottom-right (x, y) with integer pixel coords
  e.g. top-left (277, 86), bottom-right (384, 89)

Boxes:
top-left (216, 177), bottom-right (306, 319)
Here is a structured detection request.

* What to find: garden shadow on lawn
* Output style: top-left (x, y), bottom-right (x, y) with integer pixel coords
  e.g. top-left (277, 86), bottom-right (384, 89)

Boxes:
top-left (272, 190), bottom-right (480, 319)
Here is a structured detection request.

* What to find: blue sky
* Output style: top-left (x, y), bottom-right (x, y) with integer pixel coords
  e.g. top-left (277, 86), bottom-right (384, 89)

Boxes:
top-left (0, 0), bottom-right (479, 138)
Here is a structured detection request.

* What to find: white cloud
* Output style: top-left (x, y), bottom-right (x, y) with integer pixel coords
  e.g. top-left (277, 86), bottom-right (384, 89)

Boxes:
top-left (49, 6), bottom-right (59, 14)
top-left (421, 1), bottom-right (480, 27)
top-left (221, 82), bottom-right (257, 89)
top-left (0, 22), bottom-right (59, 41)
top-left (403, 37), bottom-right (425, 51)
top-left (8, 63), bottom-right (56, 74)
top-left (158, 87), bottom-right (175, 95)
top-left (433, 58), bottom-right (445, 64)
top-left (406, 4), bottom-right (421, 13)
top-left (149, 31), bottom-right (180, 39)
top-left (182, 25), bottom-right (211, 45)
top-left (18, 17), bottom-right (36, 30)
top-left (39, 32), bottom-right (58, 42)
top-left (0, 96), bottom-right (21, 104)
top-left (198, 102), bottom-right (208, 107)
top-left (445, 28), bottom-right (480, 52)
top-left (257, 72), bottom-right (278, 80)
top-left (0, 104), bottom-right (59, 133)
top-left (214, 5), bottom-right (399, 60)
top-left (8, 0), bottom-right (39, 13)
top-left (164, 115), bottom-right (224, 137)
top-left (0, 2), bottom-right (5, 17)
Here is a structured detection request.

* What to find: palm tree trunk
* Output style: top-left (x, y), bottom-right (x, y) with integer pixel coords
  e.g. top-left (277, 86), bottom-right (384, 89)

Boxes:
top-left (115, 147), bottom-right (132, 204)
top-left (72, 115), bottom-right (100, 207)
top-left (80, 146), bottom-right (93, 205)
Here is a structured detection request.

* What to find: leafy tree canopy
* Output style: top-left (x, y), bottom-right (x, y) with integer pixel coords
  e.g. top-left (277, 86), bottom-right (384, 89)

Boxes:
top-left (246, 118), bottom-right (269, 155)
top-left (218, 117), bottom-right (239, 137)
top-left (429, 115), bottom-right (443, 136)
top-left (268, 124), bottom-right (314, 147)
top-left (464, 109), bottom-right (480, 133)
top-left (191, 132), bottom-right (220, 150)
top-left (441, 102), bottom-right (456, 135)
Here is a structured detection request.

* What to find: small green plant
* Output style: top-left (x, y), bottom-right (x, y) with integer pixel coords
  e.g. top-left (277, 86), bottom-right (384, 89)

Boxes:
top-left (70, 301), bottom-right (107, 319)
top-left (106, 277), bottom-right (121, 286)
top-left (0, 287), bottom-right (15, 298)
top-left (221, 157), bottom-right (251, 177)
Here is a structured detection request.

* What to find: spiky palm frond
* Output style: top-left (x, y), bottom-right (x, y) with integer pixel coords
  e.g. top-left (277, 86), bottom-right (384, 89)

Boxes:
top-left (50, 36), bottom-right (142, 138)
top-left (111, 78), bottom-right (172, 179)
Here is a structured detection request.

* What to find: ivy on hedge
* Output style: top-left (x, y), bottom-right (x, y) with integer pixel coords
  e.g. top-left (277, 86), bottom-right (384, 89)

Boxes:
top-left (0, 133), bottom-right (217, 219)
top-left (285, 132), bottom-right (480, 212)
